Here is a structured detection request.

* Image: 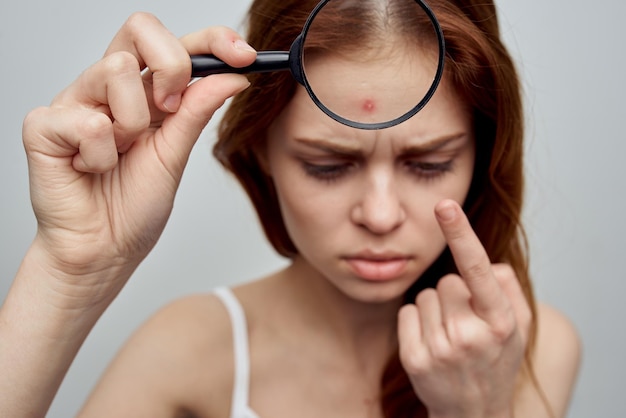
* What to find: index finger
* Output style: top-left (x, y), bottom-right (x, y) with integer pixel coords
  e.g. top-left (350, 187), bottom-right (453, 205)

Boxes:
top-left (105, 15), bottom-right (257, 114)
top-left (104, 13), bottom-right (191, 112)
top-left (180, 26), bottom-right (257, 66)
top-left (435, 199), bottom-right (507, 320)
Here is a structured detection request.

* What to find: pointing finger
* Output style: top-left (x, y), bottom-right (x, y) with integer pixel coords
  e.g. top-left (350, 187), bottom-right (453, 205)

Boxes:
top-left (435, 199), bottom-right (507, 322)
top-left (180, 25), bottom-right (257, 67)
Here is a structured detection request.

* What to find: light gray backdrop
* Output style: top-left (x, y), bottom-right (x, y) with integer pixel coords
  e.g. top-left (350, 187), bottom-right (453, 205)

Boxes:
top-left (1, 1), bottom-right (623, 417)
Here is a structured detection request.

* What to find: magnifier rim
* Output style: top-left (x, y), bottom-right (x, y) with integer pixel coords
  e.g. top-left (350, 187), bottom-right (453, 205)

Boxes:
top-left (297, 0), bottom-right (446, 130)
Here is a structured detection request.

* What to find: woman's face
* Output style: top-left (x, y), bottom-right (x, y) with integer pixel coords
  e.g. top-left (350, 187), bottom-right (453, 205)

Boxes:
top-left (265, 57), bottom-right (475, 304)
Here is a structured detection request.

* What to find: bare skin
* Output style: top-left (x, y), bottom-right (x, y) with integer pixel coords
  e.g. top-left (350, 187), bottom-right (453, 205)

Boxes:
top-left (0, 14), bottom-right (255, 418)
top-left (76, 230), bottom-right (581, 418)
top-left (0, 12), bottom-right (581, 418)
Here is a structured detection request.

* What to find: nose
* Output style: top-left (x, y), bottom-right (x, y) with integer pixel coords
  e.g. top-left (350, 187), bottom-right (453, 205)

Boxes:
top-left (350, 171), bottom-right (406, 235)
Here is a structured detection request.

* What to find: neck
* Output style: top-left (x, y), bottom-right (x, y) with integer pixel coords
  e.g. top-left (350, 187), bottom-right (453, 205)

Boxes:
top-left (276, 256), bottom-right (403, 365)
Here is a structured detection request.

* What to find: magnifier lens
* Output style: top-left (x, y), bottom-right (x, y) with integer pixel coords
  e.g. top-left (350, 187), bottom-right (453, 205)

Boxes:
top-left (189, 0), bottom-right (444, 130)
top-left (301, 0), bottom-right (442, 129)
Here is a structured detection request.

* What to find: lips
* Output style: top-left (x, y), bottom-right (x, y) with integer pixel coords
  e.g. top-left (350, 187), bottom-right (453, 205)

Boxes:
top-left (343, 252), bottom-right (411, 281)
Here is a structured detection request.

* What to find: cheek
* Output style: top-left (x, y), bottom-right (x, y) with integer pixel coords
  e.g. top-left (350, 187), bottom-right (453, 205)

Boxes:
top-left (421, 146), bottom-right (476, 208)
top-left (401, 153), bottom-right (475, 248)
top-left (405, 194), bottom-right (445, 241)
top-left (277, 189), bottom-right (320, 239)
top-left (270, 166), bottom-right (349, 253)
top-left (405, 165), bottom-right (475, 219)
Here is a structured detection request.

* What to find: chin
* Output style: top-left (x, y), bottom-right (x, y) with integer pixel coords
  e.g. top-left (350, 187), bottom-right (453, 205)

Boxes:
top-left (338, 279), bottom-right (413, 305)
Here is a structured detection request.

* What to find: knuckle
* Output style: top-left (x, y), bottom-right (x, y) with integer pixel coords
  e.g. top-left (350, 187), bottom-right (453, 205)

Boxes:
top-left (124, 12), bottom-right (161, 36)
top-left (446, 317), bottom-right (492, 357)
top-left (197, 25), bottom-right (238, 47)
top-left (490, 312), bottom-right (517, 342)
top-left (137, 107), bottom-right (152, 129)
top-left (446, 227), bottom-right (465, 244)
top-left (22, 106), bottom-right (48, 132)
top-left (152, 57), bottom-right (189, 80)
top-left (115, 106), bottom-right (151, 135)
top-left (80, 112), bottom-right (113, 139)
top-left (493, 262), bottom-right (514, 275)
top-left (429, 334), bottom-right (457, 364)
top-left (22, 107), bottom-right (48, 143)
top-left (446, 318), bottom-right (476, 350)
top-left (102, 51), bottom-right (141, 76)
top-left (399, 346), bottom-right (427, 375)
top-left (23, 106), bottom-right (47, 126)
top-left (399, 340), bottom-right (431, 376)
top-left (129, 111), bottom-right (151, 133)
top-left (464, 260), bottom-right (491, 279)
top-left (492, 263), bottom-right (516, 282)
top-left (211, 25), bottom-right (236, 38)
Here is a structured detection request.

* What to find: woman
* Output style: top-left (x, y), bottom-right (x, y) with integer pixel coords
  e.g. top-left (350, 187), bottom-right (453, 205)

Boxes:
top-left (0, 0), bottom-right (580, 417)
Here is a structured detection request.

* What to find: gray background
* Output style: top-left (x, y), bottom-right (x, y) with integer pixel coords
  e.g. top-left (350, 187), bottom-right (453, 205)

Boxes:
top-left (1, 0), bottom-right (623, 416)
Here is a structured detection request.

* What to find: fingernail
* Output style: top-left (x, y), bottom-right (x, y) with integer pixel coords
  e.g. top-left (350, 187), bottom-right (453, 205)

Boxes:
top-left (437, 201), bottom-right (456, 222)
top-left (163, 94), bottom-right (181, 113)
top-left (234, 39), bottom-right (256, 53)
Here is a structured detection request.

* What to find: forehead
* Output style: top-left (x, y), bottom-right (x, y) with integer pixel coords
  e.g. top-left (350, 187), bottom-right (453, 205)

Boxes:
top-left (302, 43), bottom-right (439, 126)
top-left (272, 64), bottom-right (472, 148)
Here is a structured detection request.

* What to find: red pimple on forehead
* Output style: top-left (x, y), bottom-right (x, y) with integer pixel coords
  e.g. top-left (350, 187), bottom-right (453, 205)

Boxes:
top-left (361, 99), bottom-right (376, 113)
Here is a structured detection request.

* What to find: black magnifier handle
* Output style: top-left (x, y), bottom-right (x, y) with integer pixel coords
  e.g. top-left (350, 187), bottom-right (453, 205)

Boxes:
top-left (191, 51), bottom-right (291, 77)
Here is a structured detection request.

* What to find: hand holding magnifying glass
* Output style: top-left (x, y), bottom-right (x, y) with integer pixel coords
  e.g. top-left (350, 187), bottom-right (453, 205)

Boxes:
top-left (191, 0), bottom-right (445, 130)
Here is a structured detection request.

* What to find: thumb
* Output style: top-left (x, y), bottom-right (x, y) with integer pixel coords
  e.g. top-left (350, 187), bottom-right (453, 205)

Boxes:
top-left (156, 73), bottom-right (250, 177)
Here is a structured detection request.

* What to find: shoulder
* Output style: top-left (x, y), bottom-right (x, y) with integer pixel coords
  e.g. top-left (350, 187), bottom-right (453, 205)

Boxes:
top-left (534, 303), bottom-right (582, 365)
top-left (79, 291), bottom-right (236, 417)
top-left (516, 302), bottom-right (582, 418)
top-left (534, 302), bottom-right (582, 387)
top-left (140, 291), bottom-right (238, 369)
top-left (144, 291), bottom-right (235, 345)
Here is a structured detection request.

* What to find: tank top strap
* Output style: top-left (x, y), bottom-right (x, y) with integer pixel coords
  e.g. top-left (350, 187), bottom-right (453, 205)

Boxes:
top-left (214, 287), bottom-right (259, 418)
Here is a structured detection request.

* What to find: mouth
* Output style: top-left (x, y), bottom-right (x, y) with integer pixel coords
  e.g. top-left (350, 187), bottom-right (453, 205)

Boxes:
top-left (343, 252), bottom-right (411, 281)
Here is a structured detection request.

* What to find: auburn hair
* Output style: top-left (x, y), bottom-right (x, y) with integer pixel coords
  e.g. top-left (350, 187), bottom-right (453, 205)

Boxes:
top-left (215, 0), bottom-right (543, 416)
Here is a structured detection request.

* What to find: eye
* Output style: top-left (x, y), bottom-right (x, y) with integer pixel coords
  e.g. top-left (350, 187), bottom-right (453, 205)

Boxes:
top-left (404, 159), bottom-right (454, 180)
top-left (301, 161), bottom-right (354, 182)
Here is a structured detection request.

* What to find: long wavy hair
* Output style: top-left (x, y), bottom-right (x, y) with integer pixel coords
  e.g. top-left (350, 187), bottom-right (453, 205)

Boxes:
top-left (214, 0), bottom-right (544, 416)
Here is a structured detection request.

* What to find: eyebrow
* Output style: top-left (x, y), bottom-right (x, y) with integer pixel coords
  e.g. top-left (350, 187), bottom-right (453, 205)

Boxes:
top-left (399, 133), bottom-right (469, 155)
top-left (294, 133), bottom-right (469, 156)
top-left (293, 137), bottom-right (363, 157)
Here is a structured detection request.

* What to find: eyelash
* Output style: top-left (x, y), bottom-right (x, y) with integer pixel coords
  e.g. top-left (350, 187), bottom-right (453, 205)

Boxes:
top-left (301, 160), bottom-right (454, 183)
top-left (301, 162), bottom-right (353, 182)
top-left (403, 160), bottom-right (454, 181)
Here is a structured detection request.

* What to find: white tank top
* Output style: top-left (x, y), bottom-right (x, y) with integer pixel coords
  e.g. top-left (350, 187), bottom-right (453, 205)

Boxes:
top-left (214, 287), bottom-right (261, 418)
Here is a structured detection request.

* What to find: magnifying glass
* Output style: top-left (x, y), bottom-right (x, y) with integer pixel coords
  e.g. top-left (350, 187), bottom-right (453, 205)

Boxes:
top-left (191, 0), bottom-right (445, 130)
